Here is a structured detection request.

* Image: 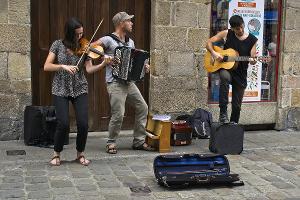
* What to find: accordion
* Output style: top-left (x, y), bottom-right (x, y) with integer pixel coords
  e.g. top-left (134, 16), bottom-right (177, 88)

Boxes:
top-left (112, 46), bottom-right (150, 82)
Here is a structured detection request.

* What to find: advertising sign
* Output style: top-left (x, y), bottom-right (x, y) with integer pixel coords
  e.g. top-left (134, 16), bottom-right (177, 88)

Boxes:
top-left (228, 0), bottom-right (264, 101)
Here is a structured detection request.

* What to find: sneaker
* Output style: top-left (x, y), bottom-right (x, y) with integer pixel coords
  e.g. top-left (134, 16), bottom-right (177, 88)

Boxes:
top-left (219, 113), bottom-right (229, 124)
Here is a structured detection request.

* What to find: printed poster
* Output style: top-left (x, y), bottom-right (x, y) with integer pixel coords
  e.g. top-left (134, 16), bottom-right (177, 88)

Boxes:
top-left (228, 0), bottom-right (264, 101)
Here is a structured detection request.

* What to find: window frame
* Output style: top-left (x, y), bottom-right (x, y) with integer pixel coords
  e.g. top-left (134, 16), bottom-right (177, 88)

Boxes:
top-left (207, 0), bottom-right (283, 104)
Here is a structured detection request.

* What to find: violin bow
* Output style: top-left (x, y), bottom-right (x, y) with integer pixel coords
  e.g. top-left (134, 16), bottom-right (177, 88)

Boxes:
top-left (76, 18), bottom-right (104, 67)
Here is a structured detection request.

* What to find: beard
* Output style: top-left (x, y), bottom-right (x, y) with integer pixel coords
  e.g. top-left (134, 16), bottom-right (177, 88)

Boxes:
top-left (122, 25), bottom-right (132, 33)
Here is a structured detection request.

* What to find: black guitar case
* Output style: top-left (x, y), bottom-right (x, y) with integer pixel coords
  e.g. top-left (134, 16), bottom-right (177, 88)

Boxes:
top-left (209, 122), bottom-right (244, 155)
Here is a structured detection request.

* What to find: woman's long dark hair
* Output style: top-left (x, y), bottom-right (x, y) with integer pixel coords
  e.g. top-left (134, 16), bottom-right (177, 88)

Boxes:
top-left (62, 17), bottom-right (83, 51)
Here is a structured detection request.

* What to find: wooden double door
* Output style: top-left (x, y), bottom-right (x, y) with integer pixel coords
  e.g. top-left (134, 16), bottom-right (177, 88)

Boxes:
top-left (31, 0), bottom-right (150, 131)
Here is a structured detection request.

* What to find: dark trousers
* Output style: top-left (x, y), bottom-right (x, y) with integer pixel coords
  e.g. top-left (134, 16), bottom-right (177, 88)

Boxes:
top-left (219, 69), bottom-right (245, 123)
top-left (53, 94), bottom-right (88, 153)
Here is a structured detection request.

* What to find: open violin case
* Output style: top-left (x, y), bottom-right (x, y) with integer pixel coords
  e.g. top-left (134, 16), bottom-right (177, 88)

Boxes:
top-left (153, 154), bottom-right (244, 188)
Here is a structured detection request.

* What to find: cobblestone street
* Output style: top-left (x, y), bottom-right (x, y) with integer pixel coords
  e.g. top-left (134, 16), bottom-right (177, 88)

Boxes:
top-left (0, 130), bottom-right (299, 200)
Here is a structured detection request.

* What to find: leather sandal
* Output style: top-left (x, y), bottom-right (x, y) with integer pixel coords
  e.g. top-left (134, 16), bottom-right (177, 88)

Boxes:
top-left (75, 155), bottom-right (90, 166)
top-left (49, 155), bottom-right (61, 166)
top-left (106, 144), bottom-right (117, 154)
top-left (132, 142), bottom-right (155, 151)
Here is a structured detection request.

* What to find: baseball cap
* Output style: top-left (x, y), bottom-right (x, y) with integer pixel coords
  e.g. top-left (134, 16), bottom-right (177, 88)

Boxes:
top-left (112, 12), bottom-right (134, 26)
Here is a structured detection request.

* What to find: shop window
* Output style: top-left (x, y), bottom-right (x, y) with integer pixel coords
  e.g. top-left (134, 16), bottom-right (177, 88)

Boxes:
top-left (208, 0), bottom-right (281, 103)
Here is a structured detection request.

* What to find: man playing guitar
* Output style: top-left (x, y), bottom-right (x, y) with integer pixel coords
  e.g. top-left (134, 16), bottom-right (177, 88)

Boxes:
top-left (206, 15), bottom-right (258, 124)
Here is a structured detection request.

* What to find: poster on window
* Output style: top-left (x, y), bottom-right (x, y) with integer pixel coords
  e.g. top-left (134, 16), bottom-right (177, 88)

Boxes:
top-left (228, 0), bottom-right (264, 102)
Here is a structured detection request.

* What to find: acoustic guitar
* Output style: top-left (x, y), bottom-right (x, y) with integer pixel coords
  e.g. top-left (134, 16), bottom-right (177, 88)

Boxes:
top-left (204, 46), bottom-right (271, 73)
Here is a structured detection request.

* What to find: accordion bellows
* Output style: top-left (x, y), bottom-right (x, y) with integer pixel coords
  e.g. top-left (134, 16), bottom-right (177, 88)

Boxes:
top-left (113, 46), bottom-right (150, 82)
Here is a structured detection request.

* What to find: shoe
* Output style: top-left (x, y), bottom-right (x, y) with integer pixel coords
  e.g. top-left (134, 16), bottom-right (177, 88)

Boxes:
top-left (219, 112), bottom-right (229, 124)
top-left (106, 144), bottom-right (117, 154)
top-left (49, 155), bottom-right (61, 166)
top-left (132, 142), bottom-right (155, 151)
top-left (75, 155), bottom-right (90, 166)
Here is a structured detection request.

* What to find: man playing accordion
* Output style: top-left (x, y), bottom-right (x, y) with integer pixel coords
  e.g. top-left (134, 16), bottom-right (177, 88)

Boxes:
top-left (92, 12), bottom-right (154, 154)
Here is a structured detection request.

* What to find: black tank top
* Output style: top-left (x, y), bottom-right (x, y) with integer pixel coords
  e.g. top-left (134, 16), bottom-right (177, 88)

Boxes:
top-left (224, 29), bottom-right (258, 88)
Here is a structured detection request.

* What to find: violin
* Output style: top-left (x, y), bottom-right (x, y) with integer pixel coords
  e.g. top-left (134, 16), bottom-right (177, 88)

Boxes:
top-left (74, 19), bottom-right (120, 68)
top-left (76, 38), bottom-right (104, 59)
top-left (75, 19), bottom-right (103, 67)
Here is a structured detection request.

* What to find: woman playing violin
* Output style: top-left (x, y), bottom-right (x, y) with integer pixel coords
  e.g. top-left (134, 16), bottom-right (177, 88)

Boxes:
top-left (44, 17), bottom-right (111, 166)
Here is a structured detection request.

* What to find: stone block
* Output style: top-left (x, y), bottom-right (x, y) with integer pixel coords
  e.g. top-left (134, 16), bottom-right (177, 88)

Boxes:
top-left (282, 53), bottom-right (300, 75)
top-left (150, 75), bottom-right (197, 91)
top-left (197, 75), bottom-right (208, 90)
top-left (284, 31), bottom-right (300, 52)
top-left (71, 172), bottom-right (91, 178)
top-left (0, 190), bottom-right (25, 199)
top-left (2, 176), bottom-right (23, 183)
top-left (8, 53), bottom-right (31, 80)
top-left (187, 28), bottom-right (209, 51)
top-left (28, 191), bottom-right (51, 199)
top-left (272, 182), bottom-right (296, 189)
top-left (153, 192), bottom-right (179, 199)
top-left (18, 94), bottom-right (31, 118)
top-left (266, 192), bottom-right (289, 200)
top-left (97, 180), bottom-right (121, 188)
top-left (50, 180), bottom-right (74, 188)
top-left (293, 64), bottom-right (300, 76)
top-left (174, 2), bottom-right (198, 27)
top-left (150, 89), bottom-right (197, 113)
top-left (25, 183), bottom-right (49, 192)
top-left (0, 0), bottom-right (8, 23)
top-left (76, 184), bottom-right (98, 191)
top-left (198, 2), bottom-right (210, 28)
top-left (1, 117), bottom-right (21, 138)
top-left (0, 24), bottom-right (30, 53)
top-left (25, 176), bottom-right (48, 184)
top-left (8, 0), bottom-right (30, 24)
top-left (241, 103), bottom-right (277, 124)
top-left (194, 52), bottom-right (208, 77)
top-left (291, 89), bottom-right (300, 107)
top-left (0, 52), bottom-right (8, 80)
top-left (150, 50), bottom-right (168, 76)
top-left (26, 170), bottom-right (47, 177)
top-left (168, 52), bottom-right (195, 76)
top-left (190, 0), bottom-right (211, 4)
top-left (285, 8), bottom-right (297, 30)
top-left (10, 79), bottom-right (31, 94)
top-left (152, 0), bottom-right (171, 26)
top-left (0, 94), bottom-right (19, 118)
top-left (275, 108), bottom-right (288, 130)
top-left (279, 88), bottom-right (291, 108)
top-left (208, 102), bottom-right (277, 125)
top-left (51, 188), bottom-right (77, 195)
top-left (195, 79), bottom-right (209, 105)
top-left (287, 108), bottom-right (300, 130)
top-left (152, 26), bottom-right (188, 51)
top-left (286, 0), bottom-right (300, 9)
top-left (282, 75), bottom-right (300, 88)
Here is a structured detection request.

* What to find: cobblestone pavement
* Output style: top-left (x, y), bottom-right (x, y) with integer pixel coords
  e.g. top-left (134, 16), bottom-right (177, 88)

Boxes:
top-left (0, 130), bottom-right (299, 200)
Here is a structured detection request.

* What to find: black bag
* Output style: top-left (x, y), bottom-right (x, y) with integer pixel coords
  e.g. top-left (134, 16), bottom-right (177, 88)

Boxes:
top-left (209, 122), bottom-right (244, 155)
top-left (187, 108), bottom-right (213, 139)
top-left (24, 106), bottom-right (68, 147)
top-left (153, 154), bottom-right (244, 188)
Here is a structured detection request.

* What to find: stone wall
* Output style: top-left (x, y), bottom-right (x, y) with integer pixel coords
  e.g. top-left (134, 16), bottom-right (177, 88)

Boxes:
top-left (150, 0), bottom-right (211, 115)
top-left (276, 0), bottom-right (300, 130)
top-left (0, 0), bottom-right (31, 140)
